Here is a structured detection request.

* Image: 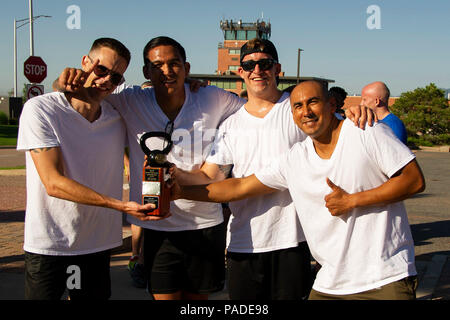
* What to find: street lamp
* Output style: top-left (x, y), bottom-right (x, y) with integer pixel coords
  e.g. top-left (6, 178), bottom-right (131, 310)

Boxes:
top-left (296, 48), bottom-right (304, 84)
top-left (13, 14), bottom-right (51, 97)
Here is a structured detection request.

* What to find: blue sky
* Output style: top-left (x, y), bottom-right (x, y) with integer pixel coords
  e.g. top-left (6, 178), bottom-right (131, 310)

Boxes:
top-left (1, 0), bottom-right (449, 97)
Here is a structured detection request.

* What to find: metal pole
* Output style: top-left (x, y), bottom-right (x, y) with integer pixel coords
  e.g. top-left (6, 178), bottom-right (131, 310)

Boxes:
top-left (296, 48), bottom-right (303, 84)
top-left (29, 0), bottom-right (34, 56)
top-left (14, 19), bottom-right (17, 97)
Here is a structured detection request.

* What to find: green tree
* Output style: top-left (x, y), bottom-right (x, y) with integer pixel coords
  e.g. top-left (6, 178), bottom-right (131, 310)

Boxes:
top-left (391, 83), bottom-right (450, 146)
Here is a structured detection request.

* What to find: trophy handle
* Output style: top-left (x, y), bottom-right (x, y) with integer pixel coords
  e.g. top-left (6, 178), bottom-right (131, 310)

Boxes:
top-left (139, 132), bottom-right (173, 157)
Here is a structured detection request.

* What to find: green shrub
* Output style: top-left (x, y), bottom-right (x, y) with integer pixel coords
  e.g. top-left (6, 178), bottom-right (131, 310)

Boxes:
top-left (0, 112), bottom-right (8, 125)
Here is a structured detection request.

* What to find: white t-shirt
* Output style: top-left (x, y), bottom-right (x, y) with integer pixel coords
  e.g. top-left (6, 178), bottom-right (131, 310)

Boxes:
top-left (17, 92), bottom-right (126, 256)
top-left (206, 93), bottom-right (307, 253)
top-left (256, 119), bottom-right (417, 295)
top-left (106, 84), bottom-right (244, 231)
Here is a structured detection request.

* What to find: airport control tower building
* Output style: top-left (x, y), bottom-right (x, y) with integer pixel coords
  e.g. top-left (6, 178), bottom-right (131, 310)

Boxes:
top-left (217, 19), bottom-right (271, 75)
top-left (189, 18), bottom-right (334, 96)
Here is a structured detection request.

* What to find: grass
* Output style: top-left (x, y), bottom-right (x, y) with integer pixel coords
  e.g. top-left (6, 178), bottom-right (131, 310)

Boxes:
top-left (0, 125), bottom-right (18, 146)
top-left (0, 165), bottom-right (25, 170)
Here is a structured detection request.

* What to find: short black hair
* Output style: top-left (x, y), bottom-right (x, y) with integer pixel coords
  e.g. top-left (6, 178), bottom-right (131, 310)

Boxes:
top-left (90, 37), bottom-right (131, 65)
top-left (329, 86), bottom-right (348, 100)
top-left (143, 36), bottom-right (186, 65)
top-left (329, 86), bottom-right (348, 109)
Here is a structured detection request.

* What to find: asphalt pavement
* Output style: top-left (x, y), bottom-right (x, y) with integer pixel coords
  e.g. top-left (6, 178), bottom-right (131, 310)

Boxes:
top-left (0, 147), bottom-right (448, 301)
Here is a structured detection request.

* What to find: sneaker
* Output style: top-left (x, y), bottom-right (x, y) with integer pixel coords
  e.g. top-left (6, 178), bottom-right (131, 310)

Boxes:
top-left (128, 256), bottom-right (147, 288)
top-left (128, 255), bottom-right (139, 271)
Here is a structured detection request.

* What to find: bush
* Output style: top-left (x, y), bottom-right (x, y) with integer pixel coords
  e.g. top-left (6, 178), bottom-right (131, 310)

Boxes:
top-left (0, 112), bottom-right (8, 125)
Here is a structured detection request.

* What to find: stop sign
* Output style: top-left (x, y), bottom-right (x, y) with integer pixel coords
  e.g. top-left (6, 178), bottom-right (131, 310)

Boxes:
top-left (24, 56), bottom-right (47, 83)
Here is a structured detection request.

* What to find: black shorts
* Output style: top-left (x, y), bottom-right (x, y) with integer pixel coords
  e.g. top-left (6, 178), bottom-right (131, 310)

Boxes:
top-left (144, 222), bottom-right (226, 295)
top-left (24, 250), bottom-right (111, 300)
top-left (226, 242), bottom-right (313, 300)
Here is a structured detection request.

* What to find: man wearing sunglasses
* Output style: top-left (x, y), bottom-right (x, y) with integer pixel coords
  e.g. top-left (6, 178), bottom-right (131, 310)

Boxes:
top-left (173, 39), bottom-right (376, 300)
top-left (17, 38), bottom-right (163, 300)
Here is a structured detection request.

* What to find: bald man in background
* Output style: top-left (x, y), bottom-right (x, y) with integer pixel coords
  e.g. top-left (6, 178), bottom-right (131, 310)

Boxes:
top-left (361, 81), bottom-right (408, 145)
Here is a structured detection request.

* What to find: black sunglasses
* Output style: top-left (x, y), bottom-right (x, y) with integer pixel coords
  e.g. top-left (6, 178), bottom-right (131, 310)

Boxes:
top-left (87, 56), bottom-right (125, 86)
top-left (241, 58), bottom-right (277, 72)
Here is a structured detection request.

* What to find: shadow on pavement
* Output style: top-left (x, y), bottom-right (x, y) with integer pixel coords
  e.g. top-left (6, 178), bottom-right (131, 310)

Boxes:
top-left (0, 210), bottom-right (25, 223)
top-left (411, 220), bottom-right (450, 250)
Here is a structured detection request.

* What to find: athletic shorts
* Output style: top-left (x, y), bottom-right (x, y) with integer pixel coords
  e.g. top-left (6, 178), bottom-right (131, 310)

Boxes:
top-left (144, 222), bottom-right (226, 295)
top-left (226, 241), bottom-right (313, 300)
top-left (308, 276), bottom-right (418, 300)
top-left (24, 250), bottom-right (111, 300)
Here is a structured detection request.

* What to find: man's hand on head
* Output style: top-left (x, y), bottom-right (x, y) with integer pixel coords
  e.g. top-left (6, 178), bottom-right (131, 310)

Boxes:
top-left (344, 105), bottom-right (377, 129)
top-left (186, 78), bottom-right (207, 92)
top-left (53, 58), bottom-right (99, 93)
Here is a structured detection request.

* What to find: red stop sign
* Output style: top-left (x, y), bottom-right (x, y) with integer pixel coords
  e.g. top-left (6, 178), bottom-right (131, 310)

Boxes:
top-left (24, 56), bottom-right (47, 83)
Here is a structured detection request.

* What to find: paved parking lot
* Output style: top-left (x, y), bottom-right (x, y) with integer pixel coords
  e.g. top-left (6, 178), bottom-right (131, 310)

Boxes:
top-left (0, 148), bottom-right (448, 300)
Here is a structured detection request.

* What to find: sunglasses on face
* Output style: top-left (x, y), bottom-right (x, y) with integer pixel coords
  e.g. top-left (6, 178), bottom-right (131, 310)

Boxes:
top-left (240, 58), bottom-right (277, 72)
top-left (87, 56), bottom-right (124, 86)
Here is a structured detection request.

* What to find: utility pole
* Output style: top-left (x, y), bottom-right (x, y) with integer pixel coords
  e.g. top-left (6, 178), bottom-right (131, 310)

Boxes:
top-left (29, 0), bottom-right (34, 56)
top-left (13, 14), bottom-right (51, 96)
top-left (296, 48), bottom-right (304, 84)
top-left (14, 19), bottom-right (18, 97)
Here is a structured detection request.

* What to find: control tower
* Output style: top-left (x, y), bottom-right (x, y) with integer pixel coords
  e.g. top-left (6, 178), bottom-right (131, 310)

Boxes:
top-left (217, 19), bottom-right (271, 75)
top-left (189, 18), bottom-right (334, 96)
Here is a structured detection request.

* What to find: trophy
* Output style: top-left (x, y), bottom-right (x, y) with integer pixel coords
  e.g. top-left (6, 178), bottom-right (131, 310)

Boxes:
top-left (139, 130), bottom-right (173, 216)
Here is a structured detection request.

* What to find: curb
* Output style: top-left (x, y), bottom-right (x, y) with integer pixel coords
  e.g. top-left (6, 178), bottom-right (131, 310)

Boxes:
top-left (418, 145), bottom-right (450, 153)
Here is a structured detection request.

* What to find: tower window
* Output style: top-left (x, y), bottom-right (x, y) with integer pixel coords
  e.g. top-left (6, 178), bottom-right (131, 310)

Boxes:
top-left (247, 30), bottom-right (257, 39)
top-left (237, 30), bottom-right (246, 40)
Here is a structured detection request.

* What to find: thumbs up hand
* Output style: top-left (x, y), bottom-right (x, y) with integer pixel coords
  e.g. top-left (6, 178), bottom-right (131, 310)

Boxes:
top-left (324, 178), bottom-right (354, 216)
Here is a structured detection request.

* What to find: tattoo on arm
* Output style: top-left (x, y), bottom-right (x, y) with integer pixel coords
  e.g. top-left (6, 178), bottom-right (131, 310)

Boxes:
top-left (218, 164), bottom-right (233, 178)
top-left (31, 147), bottom-right (55, 154)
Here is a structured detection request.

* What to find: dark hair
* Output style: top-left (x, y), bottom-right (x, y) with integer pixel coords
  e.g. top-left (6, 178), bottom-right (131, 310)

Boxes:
top-left (329, 86), bottom-right (348, 109)
top-left (90, 38), bottom-right (131, 65)
top-left (143, 36), bottom-right (186, 65)
top-left (329, 86), bottom-right (348, 100)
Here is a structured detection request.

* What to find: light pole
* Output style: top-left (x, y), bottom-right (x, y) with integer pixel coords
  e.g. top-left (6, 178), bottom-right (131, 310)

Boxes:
top-left (13, 15), bottom-right (51, 97)
top-left (296, 48), bottom-right (304, 84)
top-left (29, 0), bottom-right (34, 56)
